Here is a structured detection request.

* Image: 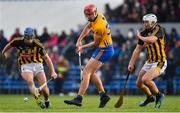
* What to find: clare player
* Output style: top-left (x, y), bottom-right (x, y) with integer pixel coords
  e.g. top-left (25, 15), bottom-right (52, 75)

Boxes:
top-left (64, 4), bottom-right (114, 108)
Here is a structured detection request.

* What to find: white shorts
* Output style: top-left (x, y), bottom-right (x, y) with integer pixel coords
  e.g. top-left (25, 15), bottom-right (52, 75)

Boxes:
top-left (142, 60), bottom-right (167, 74)
top-left (21, 63), bottom-right (44, 76)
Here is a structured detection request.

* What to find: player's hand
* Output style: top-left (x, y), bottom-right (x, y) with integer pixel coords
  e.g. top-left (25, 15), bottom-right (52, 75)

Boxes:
top-left (77, 45), bottom-right (83, 54)
top-left (76, 41), bottom-right (82, 47)
top-left (51, 72), bottom-right (57, 79)
top-left (128, 64), bottom-right (134, 72)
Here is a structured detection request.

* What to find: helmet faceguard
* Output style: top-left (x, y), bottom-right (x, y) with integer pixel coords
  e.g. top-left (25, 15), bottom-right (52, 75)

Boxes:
top-left (24, 27), bottom-right (35, 39)
top-left (84, 4), bottom-right (97, 22)
top-left (143, 14), bottom-right (157, 29)
top-left (24, 27), bottom-right (34, 44)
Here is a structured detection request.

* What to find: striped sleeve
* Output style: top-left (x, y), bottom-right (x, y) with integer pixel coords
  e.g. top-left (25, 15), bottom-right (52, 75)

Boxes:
top-left (137, 28), bottom-right (147, 45)
top-left (155, 27), bottom-right (164, 39)
top-left (10, 37), bottom-right (22, 47)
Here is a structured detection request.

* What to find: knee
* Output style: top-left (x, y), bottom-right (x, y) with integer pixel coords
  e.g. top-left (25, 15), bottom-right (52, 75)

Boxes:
top-left (136, 80), bottom-right (143, 88)
top-left (82, 67), bottom-right (92, 77)
top-left (26, 80), bottom-right (34, 86)
top-left (142, 77), bottom-right (150, 85)
top-left (41, 85), bottom-right (49, 93)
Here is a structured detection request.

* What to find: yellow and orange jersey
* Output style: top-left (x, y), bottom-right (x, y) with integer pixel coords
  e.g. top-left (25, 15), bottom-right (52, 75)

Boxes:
top-left (90, 13), bottom-right (113, 48)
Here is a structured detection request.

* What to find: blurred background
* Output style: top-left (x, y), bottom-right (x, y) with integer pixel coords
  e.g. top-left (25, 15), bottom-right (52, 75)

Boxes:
top-left (0, 0), bottom-right (180, 96)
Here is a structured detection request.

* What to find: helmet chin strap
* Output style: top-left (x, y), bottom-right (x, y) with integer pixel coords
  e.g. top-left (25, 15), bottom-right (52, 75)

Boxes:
top-left (88, 12), bottom-right (98, 22)
top-left (146, 21), bottom-right (157, 30)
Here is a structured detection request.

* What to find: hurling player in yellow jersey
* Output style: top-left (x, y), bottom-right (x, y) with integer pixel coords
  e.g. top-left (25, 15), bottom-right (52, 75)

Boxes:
top-left (128, 14), bottom-right (167, 109)
top-left (64, 4), bottom-right (114, 108)
top-left (2, 27), bottom-right (57, 109)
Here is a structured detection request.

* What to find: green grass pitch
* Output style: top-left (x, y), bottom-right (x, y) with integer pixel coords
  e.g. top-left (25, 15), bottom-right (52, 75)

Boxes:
top-left (0, 95), bottom-right (179, 112)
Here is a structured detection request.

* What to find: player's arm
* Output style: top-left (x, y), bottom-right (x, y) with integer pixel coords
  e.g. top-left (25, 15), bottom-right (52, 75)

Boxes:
top-left (128, 44), bottom-right (143, 72)
top-left (82, 35), bottom-right (102, 49)
top-left (136, 30), bottom-right (157, 44)
top-left (76, 23), bottom-right (91, 47)
top-left (82, 29), bottom-right (103, 49)
top-left (1, 41), bottom-right (13, 58)
top-left (43, 54), bottom-right (57, 79)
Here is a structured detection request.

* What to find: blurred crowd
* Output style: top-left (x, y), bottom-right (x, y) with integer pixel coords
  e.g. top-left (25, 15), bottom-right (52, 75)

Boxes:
top-left (0, 26), bottom-right (180, 82)
top-left (105, 0), bottom-right (180, 23)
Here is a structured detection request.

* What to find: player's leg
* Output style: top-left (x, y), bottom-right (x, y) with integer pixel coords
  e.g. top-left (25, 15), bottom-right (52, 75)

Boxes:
top-left (142, 68), bottom-right (160, 94)
top-left (90, 72), bottom-right (110, 108)
top-left (21, 72), bottom-right (39, 98)
top-left (36, 72), bottom-right (50, 108)
top-left (36, 72), bottom-right (49, 101)
top-left (142, 67), bottom-right (165, 108)
top-left (137, 69), bottom-right (155, 106)
top-left (64, 58), bottom-right (103, 106)
top-left (78, 58), bottom-right (102, 95)
top-left (91, 72), bottom-right (104, 93)
top-left (21, 71), bottom-right (45, 108)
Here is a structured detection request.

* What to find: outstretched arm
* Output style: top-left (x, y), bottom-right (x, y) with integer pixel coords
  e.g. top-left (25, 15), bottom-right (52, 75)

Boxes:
top-left (128, 44), bottom-right (143, 72)
top-left (43, 54), bottom-right (57, 79)
top-left (82, 32), bottom-right (102, 49)
top-left (136, 30), bottom-right (158, 44)
top-left (2, 42), bottom-right (13, 58)
top-left (76, 23), bottom-right (91, 47)
top-left (77, 29), bottom-right (103, 53)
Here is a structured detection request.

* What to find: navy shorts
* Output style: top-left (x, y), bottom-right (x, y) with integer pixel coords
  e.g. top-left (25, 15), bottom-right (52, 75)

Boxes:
top-left (92, 45), bottom-right (114, 63)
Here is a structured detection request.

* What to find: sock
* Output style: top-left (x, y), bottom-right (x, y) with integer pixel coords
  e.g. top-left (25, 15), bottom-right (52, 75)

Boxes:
top-left (147, 95), bottom-right (153, 98)
top-left (45, 98), bottom-right (49, 102)
top-left (76, 95), bottom-right (83, 101)
top-left (156, 92), bottom-right (161, 98)
top-left (99, 92), bottom-right (106, 98)
top-left (29, 84), bottom-right (39, 99)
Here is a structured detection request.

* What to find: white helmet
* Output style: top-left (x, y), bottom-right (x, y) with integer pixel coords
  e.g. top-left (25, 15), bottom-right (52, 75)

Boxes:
top-left (143, 13), bottom-right (157, 23)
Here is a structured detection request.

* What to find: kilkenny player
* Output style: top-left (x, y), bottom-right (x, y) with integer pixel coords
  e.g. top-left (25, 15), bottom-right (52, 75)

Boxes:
top-left (64, 4), bottom-right (114, 108)
top-left (2, 27), bottom-right (57, 109)
top-left (128, 14), bottom-right (167, 108)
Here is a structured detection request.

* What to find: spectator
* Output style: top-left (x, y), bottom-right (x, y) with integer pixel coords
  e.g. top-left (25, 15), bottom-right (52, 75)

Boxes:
top-left (69, 29), bottom-right (78, 44)
top-left (39, 27), bottom-right (50, 43)
top-left (0, 30), bottom-right (8, 67)
top-left (105, 0), bottom-right (180, 23)
top-left (0, 30), bottom-right (8, 52)
top-left (49, 46), bottom-right (59, 63)
top-left (47, 33), bottom-right (59, 48)
top-left (174, 38), bottom-right (180, 69)
top-left (34, 29), bottom-right (39, 39)
top-left (113, 29), bottom-right (126, 47)
top-left (58, 31), bottom-right (68, 47)
top-left (169, 28), bottom-right (178, 48)
top-left (165, 50), bottom-right (175, 94)
top-left (9, 28), bottom-right (22, 41)
top-left (55, 55), bottom-right (70, 95)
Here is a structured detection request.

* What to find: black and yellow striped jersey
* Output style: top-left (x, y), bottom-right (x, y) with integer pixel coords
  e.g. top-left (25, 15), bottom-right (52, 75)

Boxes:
top-left (10, 37), bottom-right (46, 65)
top-left (138, 24), bottom-right (166, 63)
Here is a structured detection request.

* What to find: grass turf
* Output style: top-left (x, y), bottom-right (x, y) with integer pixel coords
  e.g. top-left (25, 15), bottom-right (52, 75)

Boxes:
top-left (0, 95), bottom-right (179, 112)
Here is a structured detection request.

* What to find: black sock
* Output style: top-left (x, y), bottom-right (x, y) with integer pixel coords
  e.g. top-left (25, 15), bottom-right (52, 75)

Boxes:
top-left (147, 95), bottom-right (153, 98)
top-left (156, 92), bottom-right (161, 98)
top-left (76, 95), bottom-right (82, 101)
top-left (99, 92), bottom-right (107, 98)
